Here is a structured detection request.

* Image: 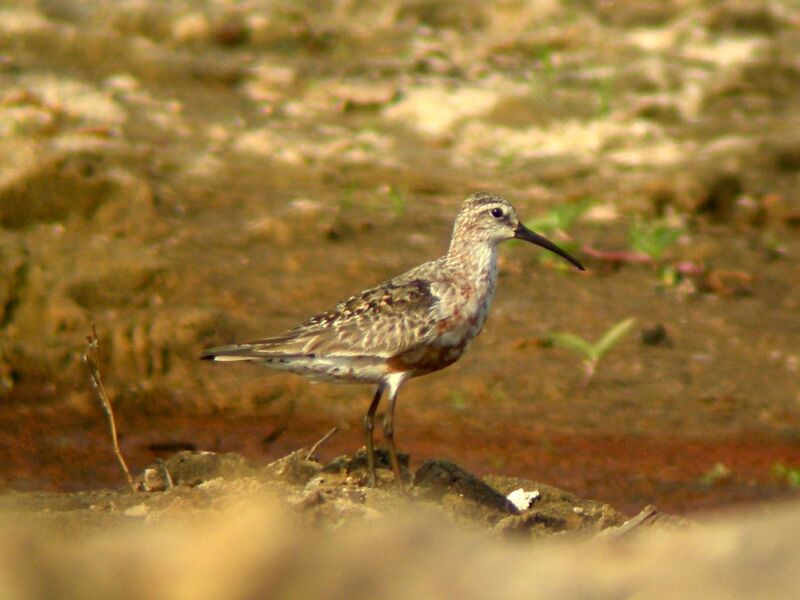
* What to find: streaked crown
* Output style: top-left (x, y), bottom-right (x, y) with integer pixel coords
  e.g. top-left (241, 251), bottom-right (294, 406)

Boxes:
top-left (450, 191), bottom-right (520, 246)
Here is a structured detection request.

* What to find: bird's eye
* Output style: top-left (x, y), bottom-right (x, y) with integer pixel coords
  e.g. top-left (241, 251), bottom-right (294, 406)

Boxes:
top-left (490, 207), bottom-right (504, 218)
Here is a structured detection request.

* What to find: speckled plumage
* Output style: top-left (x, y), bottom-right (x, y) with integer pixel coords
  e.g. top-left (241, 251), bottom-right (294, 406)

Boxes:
top-left (202, 192), bottom-right (584, 486)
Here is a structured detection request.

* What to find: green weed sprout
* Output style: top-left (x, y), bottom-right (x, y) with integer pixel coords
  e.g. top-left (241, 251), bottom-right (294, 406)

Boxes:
top-left (545, 317), bottom-right (636, 387)
top-left (525, 198), bottom-right (595, 235)
top-left (594, 77), bottom-right (614, 118)
top-left (699, 462), bottom-right (732, 486)
top-left (534, 46), bottom-right (556, 81)
top-left (627, 219), bottom-right (683, 261)
top-left (387, 186), bottom-right (406, 215)
top-left (762, 231), bottom-right (788, 259)
top-left (449, 390), bottom-right (467, 411)
top-left (772, 463), bottom-right (800, 488)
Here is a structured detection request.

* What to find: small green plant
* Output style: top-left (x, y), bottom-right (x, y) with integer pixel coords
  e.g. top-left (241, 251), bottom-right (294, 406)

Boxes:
top-left (498, 151), bottom-right (518, 171)
top-left (525, 198), bottom-right (595, 235)
top-left (762, 231), bottom-right (787, 259)
top-left (658, 265), bottom-right (679, 287)
top-left (699, 462), bottom-right (732, 486)
top-left (772, 463), bottom-right (800, 487)
top-left (533, 46), bottom-right (556, 81)
top-left (339, 184), bottom-right (357, 211)
top-left (386, 186), bottom-right (406, 216)
top-left (628, 219), bottom-right (683, 260)
top-left (594, 77), bottom-right (614, 118)
top-left (544, 317), bottom-right (636, 387)
top-left (449, 390), bottom-right (467, 411)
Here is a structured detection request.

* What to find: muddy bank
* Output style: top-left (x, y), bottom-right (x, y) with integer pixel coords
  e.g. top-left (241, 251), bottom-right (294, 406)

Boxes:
top-left (4, 409), bottom-right (800, 515)
top-left (1, 448), bottom-right (799, 599)
top-left (0, 448), bottom-right (629, 537)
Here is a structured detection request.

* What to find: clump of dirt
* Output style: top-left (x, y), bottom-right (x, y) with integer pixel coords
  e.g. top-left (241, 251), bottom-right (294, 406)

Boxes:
top-left (1, 477), bottom-right (799, 600)
top-left (0, 447), bottom-right (640, 541)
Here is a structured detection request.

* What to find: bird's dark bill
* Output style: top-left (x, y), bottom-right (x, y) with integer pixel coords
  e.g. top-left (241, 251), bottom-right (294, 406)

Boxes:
top-left (514, 223), bottom-right (585, 271)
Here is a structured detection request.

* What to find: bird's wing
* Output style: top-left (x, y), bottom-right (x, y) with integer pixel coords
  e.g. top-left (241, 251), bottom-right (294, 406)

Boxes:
top-left (202, 277), bottom-right (442, 360)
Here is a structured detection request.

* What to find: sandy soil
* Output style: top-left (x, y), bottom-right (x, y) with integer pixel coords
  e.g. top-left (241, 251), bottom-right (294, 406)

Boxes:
top-left (0, 448), bottom-right (798, 600)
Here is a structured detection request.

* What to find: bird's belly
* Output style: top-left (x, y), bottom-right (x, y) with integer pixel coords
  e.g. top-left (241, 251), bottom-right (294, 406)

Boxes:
top-left (387, 340), bottom-right (468, 376)
top-left (260, 354), bottom-right (389, 384)
top-left (387, 312), bottom-right (481, 376)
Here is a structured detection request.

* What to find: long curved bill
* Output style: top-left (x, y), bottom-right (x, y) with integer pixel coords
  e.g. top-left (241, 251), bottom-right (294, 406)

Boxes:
top-left (514, 223), bottom-right (585, 271)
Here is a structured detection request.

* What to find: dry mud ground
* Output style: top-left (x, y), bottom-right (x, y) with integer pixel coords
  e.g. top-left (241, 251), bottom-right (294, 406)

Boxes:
top-left (1, 0), bottom-right (800, 594)
top-left (0, 448), bottom-right (799, 599)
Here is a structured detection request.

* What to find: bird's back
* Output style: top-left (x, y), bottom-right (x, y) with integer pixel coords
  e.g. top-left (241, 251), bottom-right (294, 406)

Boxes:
top-left (202, 257), bottom-right (459, 382)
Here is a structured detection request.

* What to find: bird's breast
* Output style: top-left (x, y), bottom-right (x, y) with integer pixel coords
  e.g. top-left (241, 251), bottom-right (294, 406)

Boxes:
top-left (442, 260), bottom-right (498, 343)
top-left (387, 337), bottom-right (468, 375)
top-left (392, 274), bottom-right (495, 374)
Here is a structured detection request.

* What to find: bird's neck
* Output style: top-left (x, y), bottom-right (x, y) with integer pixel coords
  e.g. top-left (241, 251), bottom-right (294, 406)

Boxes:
top-left (445, 238), bottom-right (498, 283)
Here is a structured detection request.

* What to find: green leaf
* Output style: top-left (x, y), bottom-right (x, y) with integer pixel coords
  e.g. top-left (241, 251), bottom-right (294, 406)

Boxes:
top-left (545, 332), bottom-right (597, 361)
top-left (525, 198), bottom-right (595, 234)
top-left (387, 186), bottom-right (406, 215)
top-left (525, 213), bottom-right (560, 234)
top-left (554, 199), bottom-right (595, 230)
top-left (534, 46), bottom-right (556, 81)
top-left (449, 390), bottom-right (467, 411)
top-left (628, 220), bottom-right (683, 260)
top-left (594, 318), bottom-right (636, 358)
top-left (773, 463), bottom-right (800, 488)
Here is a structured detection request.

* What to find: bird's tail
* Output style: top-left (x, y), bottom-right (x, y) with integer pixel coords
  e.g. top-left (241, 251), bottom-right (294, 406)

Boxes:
top-left (200, 343), bottom-right (277, 362)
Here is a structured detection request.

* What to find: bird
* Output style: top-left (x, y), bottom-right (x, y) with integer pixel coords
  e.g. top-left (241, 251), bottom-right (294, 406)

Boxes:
top-left (201, 192), bottom-right (584, 487)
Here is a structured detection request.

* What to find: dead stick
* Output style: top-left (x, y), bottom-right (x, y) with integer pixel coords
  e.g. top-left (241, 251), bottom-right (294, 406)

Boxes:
top-left (84, 324), bottom-right (137, 492)
top-left (603, 505), bottom-right (660, 539)
top-left (306, 427), bottom-right (338, 461)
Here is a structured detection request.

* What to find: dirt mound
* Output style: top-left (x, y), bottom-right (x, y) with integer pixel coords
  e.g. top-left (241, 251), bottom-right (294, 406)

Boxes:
top-left (0, 448), bottom-right (631, 537)
top-left (2, 447), bottom-right (799, 600)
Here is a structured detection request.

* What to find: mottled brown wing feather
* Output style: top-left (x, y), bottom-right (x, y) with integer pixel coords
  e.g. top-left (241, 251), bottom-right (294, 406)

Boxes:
top-left (245, 278), bottom-right (440, 358)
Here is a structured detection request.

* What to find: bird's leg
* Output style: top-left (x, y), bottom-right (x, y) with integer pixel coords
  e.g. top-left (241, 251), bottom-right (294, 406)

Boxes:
top-left (382, 388), bottom-right (404, 489)
top-left (364, 385), bottom-right (383, 487)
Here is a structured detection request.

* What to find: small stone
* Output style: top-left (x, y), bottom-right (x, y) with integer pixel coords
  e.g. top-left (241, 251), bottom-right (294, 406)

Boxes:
top-left (141, 467), bottom-right (167, 492)
top-left (321, 455), bottom-right (350, 474)
top-left (495, 510), bottom-right (569, 535)
top-left (415, 459), bottom-right (519, 515)
top-left (264, 449), bottom-right (322, 485)
top-left (305, 475), bottom-right (327, 490)
top-left (123, 503), bottom-right (148, 517)
top-left (693, 173), bottom-right (743, 221)
top-left (213, 18), bottom-right (248, 47)
top-left (172, 13), bottom-right (211, 44)
top-left (641, 324), bottom-right (671, 346)
top-left (507, 488), bottom-right (541, 511)
top-left (161, 451), bottom-right (259, 486)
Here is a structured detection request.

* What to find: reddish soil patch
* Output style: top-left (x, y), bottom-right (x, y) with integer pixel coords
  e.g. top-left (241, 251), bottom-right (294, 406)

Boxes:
top-left (3, 406), bottom-right (799, 516)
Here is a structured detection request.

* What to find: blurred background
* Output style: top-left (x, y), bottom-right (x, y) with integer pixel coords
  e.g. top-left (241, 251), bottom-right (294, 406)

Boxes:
top-left (0, 0), bottom-right (798, 515)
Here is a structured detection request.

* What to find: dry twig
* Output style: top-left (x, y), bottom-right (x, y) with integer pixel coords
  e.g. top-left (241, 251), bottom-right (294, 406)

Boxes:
top-left (85, 324), bottom-right (137, 492)
top-left (306, 427), bottom-right (338, 461)
top-left (602, 505), bottom-right (661, 539)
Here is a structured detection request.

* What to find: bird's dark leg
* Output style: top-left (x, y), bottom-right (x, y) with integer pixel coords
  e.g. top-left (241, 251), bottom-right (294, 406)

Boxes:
top-left (382, 387), bottom-right (404, 489)
top-left (364, 384), bottom-right (383, 487)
